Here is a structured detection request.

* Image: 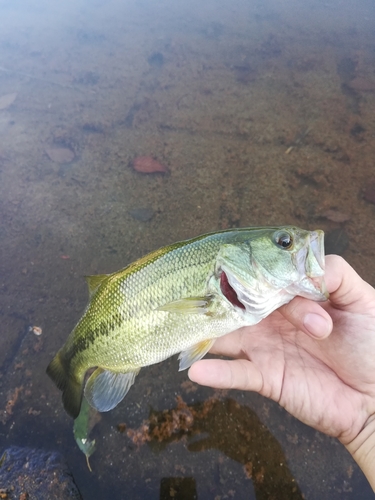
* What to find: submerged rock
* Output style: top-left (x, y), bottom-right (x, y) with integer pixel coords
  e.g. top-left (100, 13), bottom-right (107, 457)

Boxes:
top-left (0, 446), bottom-right (82, 500)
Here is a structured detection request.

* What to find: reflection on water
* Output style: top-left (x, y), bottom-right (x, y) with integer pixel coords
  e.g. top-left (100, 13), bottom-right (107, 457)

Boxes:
top-left (0, 0), bottom-right (375, 498)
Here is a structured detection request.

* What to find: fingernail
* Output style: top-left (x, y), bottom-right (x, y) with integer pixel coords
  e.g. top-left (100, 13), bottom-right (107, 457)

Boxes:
top-left (303, 313), bottom-right (330, 338)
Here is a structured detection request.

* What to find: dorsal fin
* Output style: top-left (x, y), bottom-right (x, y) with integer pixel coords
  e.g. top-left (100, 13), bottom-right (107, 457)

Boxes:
top-left (84, 274), bottom-right (108, 298)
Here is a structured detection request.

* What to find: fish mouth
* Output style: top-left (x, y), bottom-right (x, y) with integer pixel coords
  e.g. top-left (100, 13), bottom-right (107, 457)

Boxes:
top-left (296, 230), bottom-right (329, 300)
top-left (309, 230), bottom-right (325, 272)
top-left (219, 229), bottom-right (329, 311)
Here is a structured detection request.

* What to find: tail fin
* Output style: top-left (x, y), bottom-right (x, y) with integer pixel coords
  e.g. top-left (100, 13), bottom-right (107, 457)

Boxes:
top-left (46, 351), bottom-right (84, 419)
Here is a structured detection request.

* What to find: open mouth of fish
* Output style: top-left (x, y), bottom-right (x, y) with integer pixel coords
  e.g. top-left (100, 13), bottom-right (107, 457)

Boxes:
top-left (294, 230), bottom-right (329, 300)
top-left (219, 230), bottom-right (328, 312)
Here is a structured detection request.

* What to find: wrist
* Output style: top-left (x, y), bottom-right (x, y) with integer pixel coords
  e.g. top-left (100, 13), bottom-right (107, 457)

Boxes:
top-left (345, 415), bottom-right (375, 490)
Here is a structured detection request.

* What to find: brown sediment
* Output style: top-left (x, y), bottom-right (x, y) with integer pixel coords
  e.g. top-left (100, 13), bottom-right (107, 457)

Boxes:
top-left (122, 396), bottom-right (304, 498)
top-left (1, 386), bottom-right (23, 425)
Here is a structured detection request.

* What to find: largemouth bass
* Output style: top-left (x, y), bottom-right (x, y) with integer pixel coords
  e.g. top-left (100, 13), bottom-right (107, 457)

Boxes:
top-left (47, 226), bottom-right (327, 419)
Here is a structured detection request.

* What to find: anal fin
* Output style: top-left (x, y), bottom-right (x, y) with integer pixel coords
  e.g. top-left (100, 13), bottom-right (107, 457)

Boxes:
top-left (178, 339), bottom-right (216, 371)
top-left (84, 368), bottom-right (140, 412)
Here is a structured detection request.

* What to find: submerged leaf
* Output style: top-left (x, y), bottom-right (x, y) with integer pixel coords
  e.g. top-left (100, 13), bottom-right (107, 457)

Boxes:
top-left (321, 209), bottom-right (350, 223)
top-left (131, 156), bottom-right (168, 173)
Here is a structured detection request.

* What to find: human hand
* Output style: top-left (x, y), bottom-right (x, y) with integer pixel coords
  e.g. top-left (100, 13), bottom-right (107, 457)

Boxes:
top-left (189, 255), bottom-right (375, 486)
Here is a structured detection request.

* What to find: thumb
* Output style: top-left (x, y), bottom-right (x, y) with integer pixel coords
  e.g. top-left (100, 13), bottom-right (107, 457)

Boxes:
top-left (278, 255), bottom-right (371, 339)
top-left (278, 297), bottom-right (332, 339)
top-left (324, 255), bottom-right (375, 312)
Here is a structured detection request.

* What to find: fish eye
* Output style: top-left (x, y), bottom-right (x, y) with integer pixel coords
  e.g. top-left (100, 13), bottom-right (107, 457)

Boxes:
top-left (273, 230), bottom-right (293, 250)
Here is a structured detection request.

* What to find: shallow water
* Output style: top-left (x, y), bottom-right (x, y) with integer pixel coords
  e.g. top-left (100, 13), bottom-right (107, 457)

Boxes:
top-left (1, 0), bottom-right (375, 498)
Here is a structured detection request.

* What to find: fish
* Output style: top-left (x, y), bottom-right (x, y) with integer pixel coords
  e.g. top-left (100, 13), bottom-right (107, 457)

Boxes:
top-left (47, 226), bottom-right (328, 419)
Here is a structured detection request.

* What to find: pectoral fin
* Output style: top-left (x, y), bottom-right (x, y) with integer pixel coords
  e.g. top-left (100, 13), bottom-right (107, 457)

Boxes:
top-left (178, 339), bottom-right (216, 370)
top-left (158, 295), bottom-right (213, 315)
top-left (84, 368), bottom-right (140, 412)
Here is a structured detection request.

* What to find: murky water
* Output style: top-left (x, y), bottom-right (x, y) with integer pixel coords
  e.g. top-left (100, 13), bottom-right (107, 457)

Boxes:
top-left (1, 0), bottom-right (375, 498)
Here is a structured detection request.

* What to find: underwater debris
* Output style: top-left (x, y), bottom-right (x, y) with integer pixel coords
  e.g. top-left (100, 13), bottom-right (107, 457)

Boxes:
top-left (126, 423), bottom-right (152, 447)
top-left (148, 396), bottom-right (195, 443)
top-left (29, 326), bottom-right (42, 336)
top-left (1, 386), bottom-right (23, 424)
top-left (6, 386), bottom-right (23, 414)
top-left (117, 423), bottom-right (127, 433)
top-left (285, 127), bottom-right (311, 154)
top-left (0, 488), bottom-right (8, 499)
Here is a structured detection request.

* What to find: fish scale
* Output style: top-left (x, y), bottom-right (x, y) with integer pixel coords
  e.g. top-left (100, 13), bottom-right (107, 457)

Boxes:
top-left (47, 226), bottom-right (327, 418)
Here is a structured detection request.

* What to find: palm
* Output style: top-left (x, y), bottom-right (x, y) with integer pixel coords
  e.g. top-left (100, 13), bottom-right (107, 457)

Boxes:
top-left (237, 306), bottom-right (375, 444)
